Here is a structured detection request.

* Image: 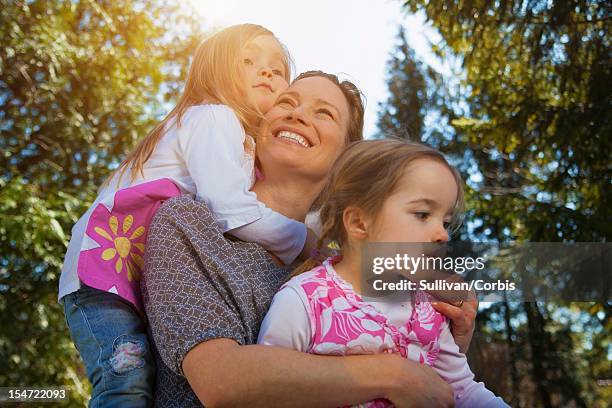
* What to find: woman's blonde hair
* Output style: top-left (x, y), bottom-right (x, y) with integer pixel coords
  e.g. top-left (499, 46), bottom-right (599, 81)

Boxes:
top-left (294, 138), bottom-right (465, 275)
top-left (110, 24), bottom-right (291, 186)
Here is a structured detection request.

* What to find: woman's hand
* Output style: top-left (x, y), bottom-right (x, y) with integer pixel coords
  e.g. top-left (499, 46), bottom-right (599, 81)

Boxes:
top-left (384, 354), bottom-right (454, 407)
top-left (432, 293), bottom-right (478, 354)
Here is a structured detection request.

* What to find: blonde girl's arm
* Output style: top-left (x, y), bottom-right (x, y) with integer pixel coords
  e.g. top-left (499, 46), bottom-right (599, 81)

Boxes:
top-left (433, 321), bottom-right (510, 407)
top-left (177, 104), bottom-right (307, 265)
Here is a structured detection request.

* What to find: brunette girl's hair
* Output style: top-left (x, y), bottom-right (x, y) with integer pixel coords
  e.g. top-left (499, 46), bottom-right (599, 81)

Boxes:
top-left (109, 24), bottom-right (291, 186)
top-left (294, 138), bottom-right (465, 275)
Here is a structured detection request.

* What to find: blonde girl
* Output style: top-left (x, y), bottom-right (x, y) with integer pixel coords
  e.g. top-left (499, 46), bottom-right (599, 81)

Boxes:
top-left (258, 139), bottom-right (509, 407)
top-left (60, 24), bottom-right (311, 406)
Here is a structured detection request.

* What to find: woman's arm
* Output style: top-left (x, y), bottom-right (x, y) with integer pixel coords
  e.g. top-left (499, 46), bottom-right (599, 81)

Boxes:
top-left (183, 339), bottom-right (454, 408)
top-left (143, 197), bottom-right (452, 407)
top-left (248, 283), bottom-right (453, 407)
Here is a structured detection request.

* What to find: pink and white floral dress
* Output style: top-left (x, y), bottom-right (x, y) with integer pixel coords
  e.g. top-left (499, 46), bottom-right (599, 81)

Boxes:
top-left (258, 258), bottom-right (509, 407)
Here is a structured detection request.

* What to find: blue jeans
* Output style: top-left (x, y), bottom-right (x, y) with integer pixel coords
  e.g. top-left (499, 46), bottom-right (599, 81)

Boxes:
top-left (63, 285), bottom-right (155, 407)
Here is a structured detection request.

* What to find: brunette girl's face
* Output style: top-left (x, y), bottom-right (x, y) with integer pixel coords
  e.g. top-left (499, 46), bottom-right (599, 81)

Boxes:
top-left (367, 158), bottom-right (458, 244)
top-left (241, 35), bottom-right (289, 113)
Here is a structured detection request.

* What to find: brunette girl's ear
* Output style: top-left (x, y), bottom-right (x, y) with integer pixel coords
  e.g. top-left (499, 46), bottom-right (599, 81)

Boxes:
top-left (342, 206), bottom-right (369, 240)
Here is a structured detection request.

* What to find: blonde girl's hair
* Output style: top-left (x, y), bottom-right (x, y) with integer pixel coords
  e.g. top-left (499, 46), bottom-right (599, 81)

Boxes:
top-left (293, 138), bottom-right (465, 276)
top-left (108, 24), bottom-right (292, 186)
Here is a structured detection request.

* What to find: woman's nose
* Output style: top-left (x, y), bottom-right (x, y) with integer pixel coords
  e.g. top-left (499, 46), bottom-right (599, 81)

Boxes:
top-left (286, 105), bottom-right (308, 126)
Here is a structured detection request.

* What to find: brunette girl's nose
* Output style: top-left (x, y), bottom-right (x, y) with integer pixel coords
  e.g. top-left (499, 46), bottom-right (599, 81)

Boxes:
top-left (433, 226), bottom-right (449, 244)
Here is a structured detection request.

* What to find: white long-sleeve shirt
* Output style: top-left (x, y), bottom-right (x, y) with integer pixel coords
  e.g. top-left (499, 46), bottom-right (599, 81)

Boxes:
top-left (58, 104), bottom-right (306, 302)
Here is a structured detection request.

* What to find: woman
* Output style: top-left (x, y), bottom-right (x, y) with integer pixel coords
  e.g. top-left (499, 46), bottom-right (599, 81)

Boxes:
top-left (142, 71), bottom-right (477, 407)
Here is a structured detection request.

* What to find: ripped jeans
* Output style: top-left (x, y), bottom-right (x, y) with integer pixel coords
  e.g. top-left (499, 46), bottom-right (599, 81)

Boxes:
top-left (63, 285), bottom-right (155, 407)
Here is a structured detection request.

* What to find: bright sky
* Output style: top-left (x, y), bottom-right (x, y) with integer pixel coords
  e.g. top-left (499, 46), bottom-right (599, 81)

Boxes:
top-left (187, 0), bottom-right (445, 138)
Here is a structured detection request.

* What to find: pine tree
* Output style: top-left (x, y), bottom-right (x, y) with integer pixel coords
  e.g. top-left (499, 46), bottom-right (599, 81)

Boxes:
top-left (377, 27), bottom-right (429, 141)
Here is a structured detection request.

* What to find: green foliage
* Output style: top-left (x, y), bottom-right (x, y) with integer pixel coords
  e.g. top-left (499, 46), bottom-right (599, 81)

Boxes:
top-left (378, 1), bottom-right (611, 406)
top-left (0, 177), bottom-right (91, 403)
top-left (402, 0), bottom-right (610, 243)
top-left (0, 0), bottom-right (202, 403)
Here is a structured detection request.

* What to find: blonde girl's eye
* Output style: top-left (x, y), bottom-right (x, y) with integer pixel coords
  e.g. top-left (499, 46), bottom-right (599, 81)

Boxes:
top-left (270, 64), bottom-right (284, 76)
top-left (243, 58), bottom-right (253, 66)
top-left (276, 97), bottom-right (295, 108)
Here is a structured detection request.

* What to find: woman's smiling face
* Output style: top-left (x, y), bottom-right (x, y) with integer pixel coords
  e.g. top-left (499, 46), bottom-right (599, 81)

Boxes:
top-left (257, 76), bottom-right (351, 182)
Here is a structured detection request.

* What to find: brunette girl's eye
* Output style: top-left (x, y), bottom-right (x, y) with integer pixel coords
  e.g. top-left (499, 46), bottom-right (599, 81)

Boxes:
top-left (415, 212), bottom-right (430, 220)
top-left (443, 221), bottom-right (451, 229)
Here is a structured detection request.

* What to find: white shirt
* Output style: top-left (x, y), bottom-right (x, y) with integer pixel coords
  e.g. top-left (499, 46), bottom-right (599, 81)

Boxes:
top-left (58, 104), bottom-right (307, 301)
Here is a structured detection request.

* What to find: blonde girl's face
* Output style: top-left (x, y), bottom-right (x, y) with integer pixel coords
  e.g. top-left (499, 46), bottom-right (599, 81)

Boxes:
top-left (367, 158), bottom-right (458, 244)
top-left (241, 35), bottom-right (289, 113)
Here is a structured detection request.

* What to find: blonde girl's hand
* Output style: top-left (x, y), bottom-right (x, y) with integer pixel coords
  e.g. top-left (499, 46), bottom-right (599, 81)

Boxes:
top-left (298, 227), bottom-right (319, 261)
top-left (432, 292), bottom-right (478, 354)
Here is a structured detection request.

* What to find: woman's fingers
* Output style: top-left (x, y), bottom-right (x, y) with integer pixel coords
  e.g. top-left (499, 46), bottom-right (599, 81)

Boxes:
top-left (463, 298), bottom-right (478, 322)
top-left (434, 299), bottom-right (477, 331)
top-left (431, 301), bottom-right (465, 322)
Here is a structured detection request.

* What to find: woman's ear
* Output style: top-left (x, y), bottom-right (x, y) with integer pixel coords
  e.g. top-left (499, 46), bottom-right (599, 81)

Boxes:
top-left (342, 206), bottom-right (369, 240)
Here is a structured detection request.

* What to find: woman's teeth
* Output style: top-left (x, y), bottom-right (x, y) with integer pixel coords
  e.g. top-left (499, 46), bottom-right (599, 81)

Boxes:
top-left (276, 130), bottom-right (311, 148)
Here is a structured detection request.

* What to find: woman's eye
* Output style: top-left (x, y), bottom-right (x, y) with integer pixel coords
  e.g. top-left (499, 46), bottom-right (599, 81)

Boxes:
top-left (317, 109), bottom-right (333, 118)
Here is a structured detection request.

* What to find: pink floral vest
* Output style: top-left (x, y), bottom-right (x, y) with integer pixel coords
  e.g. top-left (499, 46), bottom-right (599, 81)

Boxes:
top-left (77, 178), bottom-right (181, 313)
top-left (290, 258), bottom-right (446, 408)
